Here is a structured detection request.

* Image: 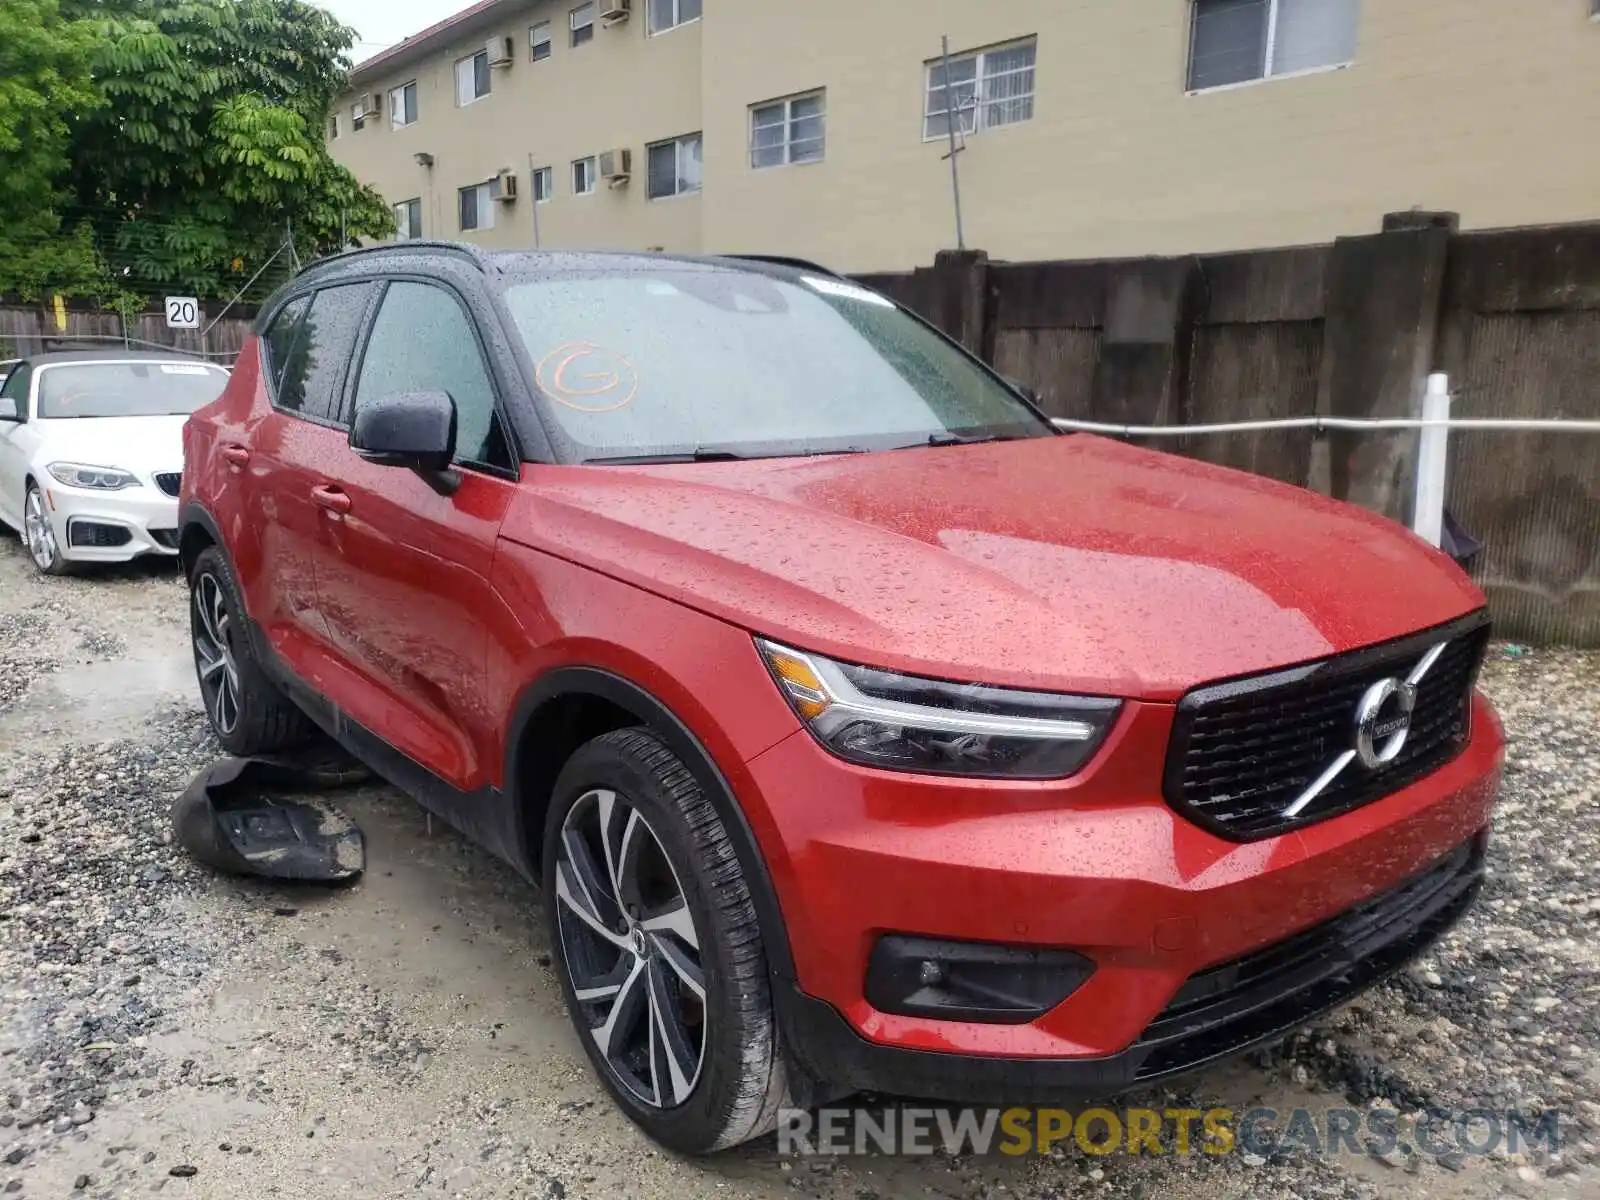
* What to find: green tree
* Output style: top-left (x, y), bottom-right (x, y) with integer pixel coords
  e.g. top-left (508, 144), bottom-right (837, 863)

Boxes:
top-left (0, 0), bottom-right (107, 302)
top-left (0, 0), bottom-right (392, 305)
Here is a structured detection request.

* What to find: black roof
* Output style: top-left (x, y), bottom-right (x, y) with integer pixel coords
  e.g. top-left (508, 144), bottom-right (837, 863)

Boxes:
top-left (294, 241), bottom-right (841, 284)
top-left (11, 349), bottom-right (220, 368)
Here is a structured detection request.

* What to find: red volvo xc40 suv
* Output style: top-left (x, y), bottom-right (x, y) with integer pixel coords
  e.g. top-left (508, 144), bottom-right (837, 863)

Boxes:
top-left (180, 244), bottom-right (1503, 1153)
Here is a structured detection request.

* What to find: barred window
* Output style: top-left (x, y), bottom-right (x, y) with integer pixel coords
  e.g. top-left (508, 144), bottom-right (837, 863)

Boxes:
top-left (924, 38), bottom-right (1036, 141)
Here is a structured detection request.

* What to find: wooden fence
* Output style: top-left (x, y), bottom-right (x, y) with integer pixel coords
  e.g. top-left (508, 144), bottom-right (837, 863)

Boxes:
top-left (0, 304), bottom-right (255, 364)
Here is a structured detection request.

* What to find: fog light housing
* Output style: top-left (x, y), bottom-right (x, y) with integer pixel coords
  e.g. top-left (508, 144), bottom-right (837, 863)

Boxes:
top-left (865, 935), bottom-right (1095, 1024)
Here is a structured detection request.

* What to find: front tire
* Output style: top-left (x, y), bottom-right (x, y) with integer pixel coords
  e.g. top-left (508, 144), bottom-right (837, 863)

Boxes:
top-left (543, 728), bottom-right (789, 1154)
top-left (23, 482), bottom-right (70, 576)
top-left (189, 546), bottom-right (313, 755)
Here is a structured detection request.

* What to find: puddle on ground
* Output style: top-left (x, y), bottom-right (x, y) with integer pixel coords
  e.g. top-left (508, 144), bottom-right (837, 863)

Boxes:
top-left (0, 650), bottom-right (195, 745)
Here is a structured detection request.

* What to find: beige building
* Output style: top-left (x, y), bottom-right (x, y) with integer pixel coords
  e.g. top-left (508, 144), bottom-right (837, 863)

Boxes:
top-left (329, 0), bottom-right (1600, 273)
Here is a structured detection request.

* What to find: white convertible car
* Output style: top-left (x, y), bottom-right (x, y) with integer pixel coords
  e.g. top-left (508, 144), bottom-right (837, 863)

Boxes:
top-left (0, 350), bottom-right (230, 574)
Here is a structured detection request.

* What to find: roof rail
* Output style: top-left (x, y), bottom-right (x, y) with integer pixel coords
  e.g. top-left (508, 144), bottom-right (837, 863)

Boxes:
top-left (306, 240), bottom-right (491, 275)
top-left (723, 254), bottom-right (845, 279)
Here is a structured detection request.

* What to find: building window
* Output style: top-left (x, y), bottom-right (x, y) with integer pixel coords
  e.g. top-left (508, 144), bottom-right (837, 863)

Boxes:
top-left (389, 80), bottom-right (418, 127)
top-left (1187, 0), bottom-right (1359, 91)
top-left (350, 100), bottom-right (369, 130)
top-left (530, 20), bottom-right (552, 60)
top-left (327, 114), bottom-right (339, 140)
top-left (459, 182), bottom-right (495, 231)
top-left (647, 0), bottom-right (700, 35)
top-left (532, 165), bottom-right (553, 202)
top-left (647, 133), bottom-right (702, 199)
top-left (923, 37), bottom-right (1036, 140)
top-left (570, 2), bottom-right (595, 47)
top-left (455, 50), bottom-right (491, 106)
top-left (572, 156), bottom-right (597, 195)
top-left (750, 91), bottom-right (824, 168)
top-left (393, 198), bottom-right (423, 241)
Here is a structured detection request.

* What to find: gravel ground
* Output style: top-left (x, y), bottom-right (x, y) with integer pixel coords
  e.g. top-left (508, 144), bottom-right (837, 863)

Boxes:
top-left (0, 534), bottom-right (1595, 1200)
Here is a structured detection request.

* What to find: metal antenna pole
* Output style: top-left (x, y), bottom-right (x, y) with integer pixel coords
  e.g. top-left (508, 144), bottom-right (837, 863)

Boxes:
top-left (199, 238), bottom-right (289, 337)
top-left (939, 35), bottom-right (967, 252)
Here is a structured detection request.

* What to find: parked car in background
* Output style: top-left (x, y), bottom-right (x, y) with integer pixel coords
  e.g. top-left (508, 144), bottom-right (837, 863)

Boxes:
top-left (179, 243), bottom-right (1503, 1154)
top-left (0, 350), bottom-right (229, 574)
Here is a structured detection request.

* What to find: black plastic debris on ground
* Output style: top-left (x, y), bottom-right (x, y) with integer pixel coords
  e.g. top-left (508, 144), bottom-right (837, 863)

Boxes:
top-left (171, 750), bottom-right (368, 883)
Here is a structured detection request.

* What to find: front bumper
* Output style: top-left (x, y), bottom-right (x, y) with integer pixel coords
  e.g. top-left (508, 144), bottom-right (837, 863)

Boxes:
top-left (781, 832), bottom-right (1485, 1102)
top-left (746, 691), bottom-right (1504, 1100)
top-left (43, 481), bottom-right (179, 562)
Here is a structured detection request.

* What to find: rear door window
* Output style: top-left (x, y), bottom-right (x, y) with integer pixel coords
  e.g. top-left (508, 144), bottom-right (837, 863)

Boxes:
top-left (261, 295), bottom-right (309, 396)
top-left (274, 283), bottom-right (374, 424)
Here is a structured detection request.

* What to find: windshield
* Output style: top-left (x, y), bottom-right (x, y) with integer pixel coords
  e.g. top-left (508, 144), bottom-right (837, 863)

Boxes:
top-left (37, 361), bottom-right (228, 419)
top-left (501, 267), bottom-right (1052, 461)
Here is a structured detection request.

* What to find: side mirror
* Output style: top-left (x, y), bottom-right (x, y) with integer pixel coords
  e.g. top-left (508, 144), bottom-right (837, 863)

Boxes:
top-left (349, 390), bottom-right (456, 471)
top-left (0, 397), bottom-right (19, 422)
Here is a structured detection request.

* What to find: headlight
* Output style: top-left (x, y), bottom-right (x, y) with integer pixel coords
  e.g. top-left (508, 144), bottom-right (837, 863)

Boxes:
top-left (756, 639), bottom-right (1121, 779)
top-left (46, 463), bottom-right (140, 490)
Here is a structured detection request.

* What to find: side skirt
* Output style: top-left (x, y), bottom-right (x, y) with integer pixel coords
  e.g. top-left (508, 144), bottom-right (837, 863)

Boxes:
top-left (243, 617), bottom-right (525, 876)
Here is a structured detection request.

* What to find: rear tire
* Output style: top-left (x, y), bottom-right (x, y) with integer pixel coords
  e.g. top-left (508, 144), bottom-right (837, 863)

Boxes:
top-left (543, 727), bottom-right (789, 1154)
top-left (189, 546), bottom-right (313, 755)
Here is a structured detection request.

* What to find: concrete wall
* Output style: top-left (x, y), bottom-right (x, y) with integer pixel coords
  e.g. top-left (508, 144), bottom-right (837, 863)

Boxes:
top-left (703, 0), bottom-right (1600, 270)
top-left (333, 0), bottom-right (703, 254)
top-left (333, 0), bottom-right (1600, 272)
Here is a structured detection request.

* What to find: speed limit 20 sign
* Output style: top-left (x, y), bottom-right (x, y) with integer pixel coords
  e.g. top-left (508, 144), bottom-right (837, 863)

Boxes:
top-left (164, 296), bottom-right (201, 329)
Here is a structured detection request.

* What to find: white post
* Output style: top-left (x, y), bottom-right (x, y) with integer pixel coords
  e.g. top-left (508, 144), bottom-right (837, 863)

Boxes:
top-left (1412, 372), bottom-right (1451, 547)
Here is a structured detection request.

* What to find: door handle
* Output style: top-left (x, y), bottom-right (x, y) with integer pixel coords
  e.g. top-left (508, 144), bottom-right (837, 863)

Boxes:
top-left (310, 485), bottom-right (352, 516)
top-left (220, 444), bottom-right (250, 468)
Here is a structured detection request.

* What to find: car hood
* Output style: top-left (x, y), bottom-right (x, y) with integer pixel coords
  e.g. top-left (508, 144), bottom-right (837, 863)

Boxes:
top-left (33, 415), bottom-right (187, 476)
top-left (505, 436), bottom-right (1484, 700)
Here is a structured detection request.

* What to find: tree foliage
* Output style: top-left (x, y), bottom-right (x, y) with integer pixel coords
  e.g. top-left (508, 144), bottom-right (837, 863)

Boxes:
top-left (0, 0), bottom-right (392, 305)
top-left (0, 0), bottom-right (111, 303)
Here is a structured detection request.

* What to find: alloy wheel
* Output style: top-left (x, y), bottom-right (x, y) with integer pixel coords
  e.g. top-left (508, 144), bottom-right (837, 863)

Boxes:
top-left (554, 788), bottom-right (707, 1109)
top-left (192, 572), bottom-right (241, 735)
top-left (23, 489), bottom-right (58, 571)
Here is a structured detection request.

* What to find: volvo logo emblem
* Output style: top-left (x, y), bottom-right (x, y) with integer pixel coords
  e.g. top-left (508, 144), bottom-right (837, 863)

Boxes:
top-left (1352, 677), bottom-right (1417, 770)
top-left (1280, 639), bottom-right (1448, 820)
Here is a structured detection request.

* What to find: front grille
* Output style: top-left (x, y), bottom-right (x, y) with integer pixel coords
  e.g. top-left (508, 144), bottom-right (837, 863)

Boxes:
top-left (154, 472), bottom-right (182, 498)
top-left (67, 520), bottom-right (132, 549)
top-left (1131, 834), bottom-right (1486, 1081)
top-left (1164, 613), bottom-right (1490, 840)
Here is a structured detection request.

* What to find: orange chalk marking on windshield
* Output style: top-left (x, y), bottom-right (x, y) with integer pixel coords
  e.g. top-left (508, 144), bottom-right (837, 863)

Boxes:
top-left (537, 340), bottom-right (639, 413)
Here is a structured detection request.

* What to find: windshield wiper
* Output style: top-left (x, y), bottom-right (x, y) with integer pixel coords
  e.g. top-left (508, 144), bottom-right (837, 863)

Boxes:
top-left (917, 432), bottom-right (1035, 449)
top-left (583, 446), bottom-right (873, 465)
top-left (583, 448), bottom-right (751, 465)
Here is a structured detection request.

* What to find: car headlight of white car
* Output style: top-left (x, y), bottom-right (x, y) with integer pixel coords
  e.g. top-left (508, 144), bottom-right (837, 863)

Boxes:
top-left (46, 463), bottom-right (142, 491)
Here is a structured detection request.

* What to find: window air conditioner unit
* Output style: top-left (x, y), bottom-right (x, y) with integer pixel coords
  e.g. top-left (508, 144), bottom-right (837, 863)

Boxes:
top-left (486, 35), bottom-right (514, 66)
top-left (489, 170), bottom-right (518, 201)
top-left (600, 0), bottom-right (630, 23)
top-left (599, 148), bottom-right (632, 184)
